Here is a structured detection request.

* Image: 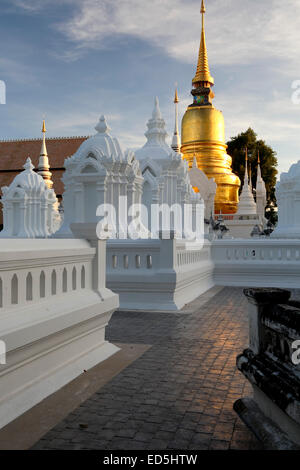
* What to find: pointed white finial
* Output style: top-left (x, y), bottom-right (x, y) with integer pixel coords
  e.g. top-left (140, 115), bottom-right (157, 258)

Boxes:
top-left (95, 115), bottom-right (110, 134)
top-left (141, 97), bottom-right (168, 148)
top-left (192, 156), bottom-right (198, 168)
top-left (152, 97), bottom-right (162, 120)
top-left (24, 157), bottom-right (34, 171)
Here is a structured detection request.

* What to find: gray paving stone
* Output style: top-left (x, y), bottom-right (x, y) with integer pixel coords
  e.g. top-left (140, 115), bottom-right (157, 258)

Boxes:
top-left (32, 287), bottom-right (261, 450)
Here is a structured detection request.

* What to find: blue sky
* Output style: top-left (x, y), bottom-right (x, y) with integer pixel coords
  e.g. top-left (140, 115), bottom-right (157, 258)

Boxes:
top-left (0, 0), bottom-right (300, 175)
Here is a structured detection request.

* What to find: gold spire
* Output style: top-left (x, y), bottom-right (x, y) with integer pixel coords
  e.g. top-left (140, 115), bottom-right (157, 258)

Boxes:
top-left (42, 119), bottom-right (46, 134)
top-left (257, 150), bottom-right (260, 164)
top-left (171, 87), bottom-right (181, 152)
top-left (174, 87), bottom-right (179, 104)
top-left (192, 0), bottom-right (214, 86)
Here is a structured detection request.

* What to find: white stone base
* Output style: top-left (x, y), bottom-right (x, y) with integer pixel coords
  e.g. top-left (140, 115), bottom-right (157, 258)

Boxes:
top-left (107, 240), bottom-right (214, 311)
top-left (225, 219), bottom-right (262, 239)
top-left (111, 269), bottom-right (214, 312)
top-left (0, 291), bottom-right (119, 430)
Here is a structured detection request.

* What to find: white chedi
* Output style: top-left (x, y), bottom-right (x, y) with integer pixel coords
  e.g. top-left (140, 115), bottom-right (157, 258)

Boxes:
top-left (134, 98), bottom-right (203, 237)
top-left (237, 161), bottom-right (257, 216)
top-left (272, 160), bottom-right (300, 239)
top-left (56, 115), bottom-right (144, 238)
top-left (0, 158), bottom-right (60, 238)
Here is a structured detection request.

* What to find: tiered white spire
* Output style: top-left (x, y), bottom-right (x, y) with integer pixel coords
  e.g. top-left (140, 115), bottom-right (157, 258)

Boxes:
top-left (135, 97), bottom-right (172, 163)
top-left (144, 97), bottom-right (168, 147)
top-left (37, 120), bottom-right (53, 189)
top-left (237, 149), bottom-right (257, 215)
top-left (256, 152), bottom-right (266, 197)
top-left (255, 151), bottom-right (267, 221)
top-left (171, 88), bottom-right (181, 153)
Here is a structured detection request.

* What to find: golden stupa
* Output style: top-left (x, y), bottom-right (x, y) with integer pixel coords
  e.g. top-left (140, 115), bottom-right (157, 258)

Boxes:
top-left (181, 0), bottom-right (240, 214)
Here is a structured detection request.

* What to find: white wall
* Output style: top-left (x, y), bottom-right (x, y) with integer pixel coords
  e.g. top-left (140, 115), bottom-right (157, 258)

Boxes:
top-left (0, 238), bottom-right (119, 429)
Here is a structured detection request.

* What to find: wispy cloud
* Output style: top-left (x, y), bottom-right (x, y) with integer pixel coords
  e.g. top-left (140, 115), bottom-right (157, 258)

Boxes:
top-left (7, 0), bottom-right (300, 176)
top-left (48, 0), bottom-right (300, 72)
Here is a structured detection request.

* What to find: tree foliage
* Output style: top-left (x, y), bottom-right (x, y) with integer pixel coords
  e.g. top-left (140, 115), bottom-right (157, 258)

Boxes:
top-left (227, 128), bottom-right (278, 206)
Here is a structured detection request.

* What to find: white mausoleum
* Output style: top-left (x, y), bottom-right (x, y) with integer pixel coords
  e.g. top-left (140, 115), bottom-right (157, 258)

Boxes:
top-left (56, 115), bottom-right (144, 239)
top-left (0, 158), bottom-right (60, 238)
top-left (272, 160), bottom-right (300, 239)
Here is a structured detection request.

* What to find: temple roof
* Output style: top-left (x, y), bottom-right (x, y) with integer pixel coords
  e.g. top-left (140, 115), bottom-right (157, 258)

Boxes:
top-left (0, 136), bottom-right (87, 196)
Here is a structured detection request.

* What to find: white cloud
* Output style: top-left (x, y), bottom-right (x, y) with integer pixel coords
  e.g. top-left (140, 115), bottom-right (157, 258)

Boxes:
top-left (10, 0), bottom-right (300, 175)
top-left (11, 0), bottom-right (71, 12)
top-left (51, 0), bottom-right (300, 72)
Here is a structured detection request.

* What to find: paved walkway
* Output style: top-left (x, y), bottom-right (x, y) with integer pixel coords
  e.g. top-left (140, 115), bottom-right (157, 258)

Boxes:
top-left (33, 287), bottom-right (261, 450)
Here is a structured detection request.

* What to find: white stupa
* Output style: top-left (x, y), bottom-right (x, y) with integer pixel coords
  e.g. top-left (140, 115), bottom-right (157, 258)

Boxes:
top-left (0, 157), bottom-right (59, 238)
top-left (224, 150), bottom-right (268, 238)
top-left (37, 120), bottom-right (53, 189)
top-left (237, 150), bottom-right (257, 216)
top-left (134, 97), bottom-right (203, 237)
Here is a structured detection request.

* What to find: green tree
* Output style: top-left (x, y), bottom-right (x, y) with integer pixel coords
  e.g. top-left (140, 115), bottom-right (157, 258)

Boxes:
top-left (227, 128), bottom-right (278, 223)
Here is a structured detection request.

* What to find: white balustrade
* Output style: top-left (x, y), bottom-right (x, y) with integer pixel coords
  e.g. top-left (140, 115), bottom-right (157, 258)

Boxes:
top-left (212, 239), bottom-right (300, 288)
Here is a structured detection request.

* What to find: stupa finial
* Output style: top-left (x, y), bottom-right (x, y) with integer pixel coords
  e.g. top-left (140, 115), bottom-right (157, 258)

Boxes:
top-left (171, 87), bottom-right (181, 153)
top-left (24, 157), bottom-right (34, 171)
top-left (192, 0), bottom-right (214, 87)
